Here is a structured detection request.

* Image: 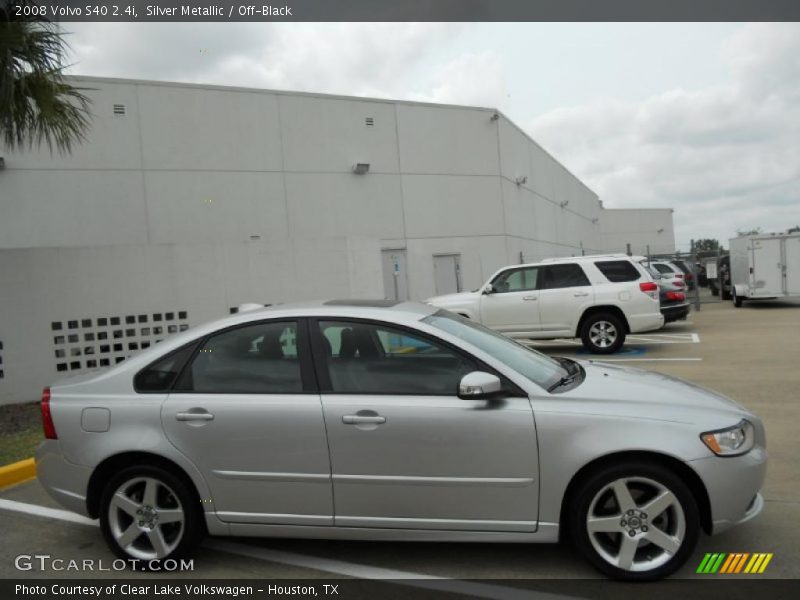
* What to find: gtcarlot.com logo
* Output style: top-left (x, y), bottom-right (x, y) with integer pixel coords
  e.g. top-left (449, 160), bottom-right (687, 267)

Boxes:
top-left (697, 552), bottom-right (773, 574)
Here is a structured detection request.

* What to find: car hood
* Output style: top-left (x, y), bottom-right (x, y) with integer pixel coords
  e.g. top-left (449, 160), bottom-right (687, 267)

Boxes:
top-left (426, 291), bottom-right (481, 307)
top-left (554, 360), bottom-right (752, 428)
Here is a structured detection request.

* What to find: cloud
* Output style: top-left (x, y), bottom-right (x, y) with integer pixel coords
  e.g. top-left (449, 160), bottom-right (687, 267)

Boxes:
top-left (526, 23), bottom-right (800, 248)
top-left (64, 22), bottom-right (466, 100)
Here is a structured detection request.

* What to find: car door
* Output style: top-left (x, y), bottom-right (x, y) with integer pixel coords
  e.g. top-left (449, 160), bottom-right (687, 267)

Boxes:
top-left (479, 266), bottom-right (542, 334)
top-left (160, 319), bottom-right (334, 526)
top-left (311, 318), bottom-right (540, 532)
top-left (537, 263), bottom-right (593, 336)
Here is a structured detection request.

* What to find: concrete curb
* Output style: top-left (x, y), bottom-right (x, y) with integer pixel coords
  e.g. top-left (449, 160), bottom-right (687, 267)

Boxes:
top-left (0, 458), bottom-right (36, 489)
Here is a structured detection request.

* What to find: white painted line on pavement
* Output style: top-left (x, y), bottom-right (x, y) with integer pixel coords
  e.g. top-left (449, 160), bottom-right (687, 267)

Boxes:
top-left (0, 498), bottom-right (575, 600)
top-left (584, 358), bottom-right (703, 362)
top-left (0, 498), bottom-right (97, 526)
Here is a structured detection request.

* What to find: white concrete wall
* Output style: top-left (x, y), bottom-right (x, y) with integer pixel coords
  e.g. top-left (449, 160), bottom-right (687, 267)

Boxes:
top-left (599, 208), bottom-right (677, 255)
top-left (0, 238), bottom-right (381, 404)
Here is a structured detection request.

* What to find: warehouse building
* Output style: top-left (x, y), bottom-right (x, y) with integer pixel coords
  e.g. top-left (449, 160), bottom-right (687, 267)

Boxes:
top-left (0, 76), bottom-right (674, 404)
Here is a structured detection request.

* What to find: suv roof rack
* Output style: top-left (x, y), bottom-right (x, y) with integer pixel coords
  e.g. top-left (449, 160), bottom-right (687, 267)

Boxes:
top-left (539, 253), bottom-right (643, 263)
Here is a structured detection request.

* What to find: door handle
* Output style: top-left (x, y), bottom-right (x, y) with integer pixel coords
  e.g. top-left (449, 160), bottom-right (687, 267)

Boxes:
top-left (342, 415), bottom-right (386, 425)
top-left (176, 411), bottom-right (214, 422)
top-left (573, 292), bottom-right (590, 297)
top-left (522, 296), bottom-right (538, 301)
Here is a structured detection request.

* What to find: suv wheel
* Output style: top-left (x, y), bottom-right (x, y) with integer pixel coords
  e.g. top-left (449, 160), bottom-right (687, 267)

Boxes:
top-left (100, 465), bottom-right (204, 565)
top-left (569, 462), bottom-right (700, 581)
top-left (581, 312), bottom-right (625, 354)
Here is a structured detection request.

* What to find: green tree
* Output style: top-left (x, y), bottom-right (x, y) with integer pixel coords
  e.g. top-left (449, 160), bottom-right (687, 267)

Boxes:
top-left (0, 1), bottom-right (91, 153)
top-left (788, 225), bottom-right (800, 234)
top-left (692, 238), bottom-right (722, 254)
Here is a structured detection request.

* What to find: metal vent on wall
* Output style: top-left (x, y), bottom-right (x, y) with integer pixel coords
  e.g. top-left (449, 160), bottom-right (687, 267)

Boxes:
top-left (113, 104), bottom-right (126, 116)
top-left (51, 311), bottom-right (189, 373)
top-left (365, 117), bottom-right (374, 126)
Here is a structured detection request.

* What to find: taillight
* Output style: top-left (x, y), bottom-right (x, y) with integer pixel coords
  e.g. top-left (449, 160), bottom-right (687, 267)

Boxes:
top-left (674, 273), bottom-right (684, 278)
top-left (686, 273), bottom-right (694, 280)
top-left (639, 281), bottom-right (659, 300)
top-left (665, 291), bottom-right (686, 302)
top-left (674, 280), bottom-right (686, 287)
top-left (41, 387), bottom-right (57, 440)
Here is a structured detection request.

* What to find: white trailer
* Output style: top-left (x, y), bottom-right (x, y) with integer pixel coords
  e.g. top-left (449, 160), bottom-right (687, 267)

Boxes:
top-left (729, 232), bottom-right (800, 306)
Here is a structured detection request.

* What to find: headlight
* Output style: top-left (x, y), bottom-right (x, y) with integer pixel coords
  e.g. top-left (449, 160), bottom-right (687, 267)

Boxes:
top-left (700, 420), bottom-right (754, 456)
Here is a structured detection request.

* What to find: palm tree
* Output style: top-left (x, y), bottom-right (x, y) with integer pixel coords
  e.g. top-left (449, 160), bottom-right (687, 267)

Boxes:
top-left (0, 1), bottom-right (91, 153)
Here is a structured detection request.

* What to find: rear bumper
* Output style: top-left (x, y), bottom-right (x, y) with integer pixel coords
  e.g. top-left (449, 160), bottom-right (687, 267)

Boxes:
top-left (628, 312), bottom-right (665, 333)
top-left (35, 440), bottom-right (92, 517)
top-left (661, 302), bottom-right (690, 322)
top-left (689, 445), bottom-right (767, 535)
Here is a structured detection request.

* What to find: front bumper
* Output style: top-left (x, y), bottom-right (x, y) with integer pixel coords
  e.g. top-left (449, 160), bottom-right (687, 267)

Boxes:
top-left (35, 440), bottom-right (92, 517)
top-left (689, 445), bottom-right (767, 535)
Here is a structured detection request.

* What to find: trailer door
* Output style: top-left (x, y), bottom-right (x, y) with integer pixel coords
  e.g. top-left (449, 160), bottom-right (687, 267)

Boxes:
top-left (751, 238), bottom-right (783, 296)
top-left (783, 236), bottom-right (800, 296)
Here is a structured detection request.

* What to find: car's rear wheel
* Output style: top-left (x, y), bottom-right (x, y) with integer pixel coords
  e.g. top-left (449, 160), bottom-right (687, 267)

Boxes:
top-left (580, 312), bottom-right (625, 354)
top-left (100, 465), bottom-right (203, 565)
top-left (569, 462), bottom-right (700, 581)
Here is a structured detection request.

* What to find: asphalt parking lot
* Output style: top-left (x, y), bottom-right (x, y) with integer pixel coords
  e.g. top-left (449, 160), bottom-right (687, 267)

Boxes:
top-left (1, 297), bottom-right (799, 590)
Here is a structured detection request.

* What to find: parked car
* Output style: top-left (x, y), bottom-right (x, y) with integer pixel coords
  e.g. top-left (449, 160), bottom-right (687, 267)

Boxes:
top-left (37, 300), bottom-right (767, 581)
top-left (670, 259), bottom-right (696, 291)
top-left (642, 263), bottom-right (690, 323)
top-left (707, 255), bottom-right (731, 299)
top-left (644, 261), bottom-right (687, 293)
top-left (426, 254), bottom-right (663, 354)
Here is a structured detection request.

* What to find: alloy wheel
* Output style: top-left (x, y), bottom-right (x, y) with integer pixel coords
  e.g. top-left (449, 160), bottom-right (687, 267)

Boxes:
top-left (589, 321), bottom-right (618, 349)
top-left (586, 476), bottom-right (686, 572)
top-left (108, 476), bottom-right (185, 560)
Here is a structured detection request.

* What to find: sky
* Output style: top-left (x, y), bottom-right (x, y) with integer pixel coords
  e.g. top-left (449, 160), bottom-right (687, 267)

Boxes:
top-left (63, 22), bottom-right (800, 251)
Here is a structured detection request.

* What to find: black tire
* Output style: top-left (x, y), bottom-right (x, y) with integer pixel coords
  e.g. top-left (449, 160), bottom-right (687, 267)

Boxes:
top-left (721, 288), bottom-right (732, 300)
top-left (99, 465), bottom-right (204, 567)
top-left (580, 312), bottom-right (626, 354)
top-left (733, 288), bottom-right (743, 307)
top-left (568, 461), bottom-right (700, 581)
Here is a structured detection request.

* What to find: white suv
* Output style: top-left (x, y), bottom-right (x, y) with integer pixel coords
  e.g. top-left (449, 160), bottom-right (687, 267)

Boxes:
top-left (426, 254), bottom-right (663, 353)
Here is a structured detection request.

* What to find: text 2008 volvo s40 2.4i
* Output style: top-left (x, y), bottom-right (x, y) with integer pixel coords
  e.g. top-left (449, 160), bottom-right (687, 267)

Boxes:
top-left (37, 300), bottom-right (766, 580)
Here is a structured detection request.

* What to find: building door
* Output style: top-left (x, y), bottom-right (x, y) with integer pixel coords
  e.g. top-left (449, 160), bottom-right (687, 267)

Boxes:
top-left (433, 254), bottom-right (462, 295)
top-left (382, 249), bottom-right (409, 301)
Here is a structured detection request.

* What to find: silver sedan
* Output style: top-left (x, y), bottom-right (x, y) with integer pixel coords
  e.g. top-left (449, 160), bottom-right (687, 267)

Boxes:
top-left (36, 300), bottom-right (766, 580)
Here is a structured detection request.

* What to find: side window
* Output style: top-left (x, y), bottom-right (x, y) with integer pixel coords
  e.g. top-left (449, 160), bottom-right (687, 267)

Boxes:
top-left (492, 267), bottom-right (539, 293)
top-left (594, 260), bottom-right (641, 283)
top-left (177, 321), bottom-right (302, 394)
top-left (317, 321), bottom-right (476, 395)
top-left (134, 343), bottom-right (197, 392)
top-left (541, 264), bottom-right (590, 289)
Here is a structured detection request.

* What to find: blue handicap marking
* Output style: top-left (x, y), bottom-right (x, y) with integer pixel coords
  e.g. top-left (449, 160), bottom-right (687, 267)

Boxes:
top-left (576, 345), bottom-right (647, 357)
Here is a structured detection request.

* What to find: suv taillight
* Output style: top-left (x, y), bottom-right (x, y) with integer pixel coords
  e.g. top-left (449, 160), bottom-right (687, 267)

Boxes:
top-left (665, 291), bottom-right (686, 302)
top-left (674, 273), bottom-right (684, 278)
top-left (639, 281), bottom-right (659, 300)
top-left (41, 387), bottom-right (57, 440)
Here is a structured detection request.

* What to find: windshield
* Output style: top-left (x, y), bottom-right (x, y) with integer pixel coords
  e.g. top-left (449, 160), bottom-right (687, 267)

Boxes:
top-left (422, 311), bottom-right (568, 390)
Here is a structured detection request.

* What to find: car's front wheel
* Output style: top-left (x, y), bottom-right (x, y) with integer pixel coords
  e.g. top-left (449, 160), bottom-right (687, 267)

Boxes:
top-left (569, 462), bottom-right (700, 580)
top-left (580, 312), bottom-right (626, 354)
top-left (99, 465), bottom-right (204, 565)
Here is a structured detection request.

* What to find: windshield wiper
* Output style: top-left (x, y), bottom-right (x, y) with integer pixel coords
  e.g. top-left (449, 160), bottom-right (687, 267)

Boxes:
top-left (548, 373), bottom-right (578, 392)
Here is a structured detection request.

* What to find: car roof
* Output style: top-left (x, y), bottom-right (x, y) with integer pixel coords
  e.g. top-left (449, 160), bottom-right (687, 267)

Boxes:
top-left (518, 254), bottom-right (646, 268)
top-left (233, 299), bottom-right (437, 322)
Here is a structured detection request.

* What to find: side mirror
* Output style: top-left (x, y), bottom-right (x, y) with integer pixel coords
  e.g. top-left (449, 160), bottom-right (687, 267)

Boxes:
top-left (483, 284), bottom-right (495, 295)
top-left (458, 371), bottom-right (503, 400)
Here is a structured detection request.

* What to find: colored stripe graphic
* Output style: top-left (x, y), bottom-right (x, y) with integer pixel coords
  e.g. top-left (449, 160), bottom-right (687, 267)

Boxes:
top-left (698, 552), bottom-right (772, 574)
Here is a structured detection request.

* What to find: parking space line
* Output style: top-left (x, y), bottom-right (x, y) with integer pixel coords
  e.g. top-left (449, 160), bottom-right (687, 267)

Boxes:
top-left (582, 358), bottom-right (703, 362)
top-left (0, 498), bottom-right (575, 600)
top-left (523, 333), bottom-right (700, 346)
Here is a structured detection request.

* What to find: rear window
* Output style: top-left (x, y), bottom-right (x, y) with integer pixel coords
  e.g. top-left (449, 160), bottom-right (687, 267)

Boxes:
top-left (595, 260), bottom-right (641, 283)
